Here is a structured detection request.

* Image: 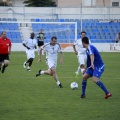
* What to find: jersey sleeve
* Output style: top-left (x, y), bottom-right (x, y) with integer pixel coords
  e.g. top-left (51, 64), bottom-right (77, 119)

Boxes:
top-left (88, 45), bottom-right (94, 55)
top-left (73, 40), bottom-right (77, 45)
top-left (22, 39), bottom-right (27, 45)
top-left (58, 43), bottom-right (63, 52)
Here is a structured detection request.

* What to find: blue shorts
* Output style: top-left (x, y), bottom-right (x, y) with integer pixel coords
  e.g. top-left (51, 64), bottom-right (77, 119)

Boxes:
top-left (86, 65), bottom-right (104, 78)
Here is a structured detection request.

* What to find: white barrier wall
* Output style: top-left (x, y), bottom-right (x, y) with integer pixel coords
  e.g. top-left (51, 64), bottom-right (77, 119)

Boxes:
top-left (11, 43), bottom-right (120, 52)
top-left (0, 7), bottom-right (120, 20)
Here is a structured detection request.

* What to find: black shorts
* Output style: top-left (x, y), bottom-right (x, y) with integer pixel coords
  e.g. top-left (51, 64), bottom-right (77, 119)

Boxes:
top-left (38, 41), bottom-right (44, 47)
top-left (0, 54), bottom-right (9, 62)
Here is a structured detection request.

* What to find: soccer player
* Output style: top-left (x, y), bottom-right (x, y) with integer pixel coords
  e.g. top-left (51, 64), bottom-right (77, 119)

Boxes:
top-left (115, 32), bottom-right (120, 43)
top-left (80, 37), bottom-right (112, 99)
top-left (0, 31), bottom-right (12, 73)
top-left (37, 29), bottom-right (46, 55)
top-left (73, 31), bottom-right (90, 77)
top-left (23, 32), bottom-right (37, 71)
top-left (36, 36), bottom-right (63, 88)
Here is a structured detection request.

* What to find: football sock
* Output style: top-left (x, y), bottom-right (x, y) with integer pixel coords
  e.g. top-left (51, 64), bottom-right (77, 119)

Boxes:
top-left (96, 81), bottom-right (109, 94)
top-left (77, 66), bottom-right (81, 73)
top-left (56, 81), bottom-right (60, 86)
top-left (82, 80), bottom-right (87, 95)
top-left (81, 68), bottom-right (85, 74)
top-left (27, 66), bottom-right (30, 69)
top-left (40, 70), bottom-right (44, 74)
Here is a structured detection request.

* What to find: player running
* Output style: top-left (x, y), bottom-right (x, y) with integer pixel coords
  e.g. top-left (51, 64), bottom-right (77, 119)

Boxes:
top-left (23, 32), bottom-right (37, 71)
top-left (36, 36), bottom-right (63, 88)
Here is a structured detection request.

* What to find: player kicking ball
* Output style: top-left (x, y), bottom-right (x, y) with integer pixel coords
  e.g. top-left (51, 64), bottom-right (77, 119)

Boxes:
top-left (80, 37), bottom-right (112, 99)
top-left (36, 36), bottom-right (63, 88)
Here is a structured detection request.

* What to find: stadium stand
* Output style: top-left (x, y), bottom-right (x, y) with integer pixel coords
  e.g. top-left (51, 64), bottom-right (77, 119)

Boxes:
top-left (0, 18), bottom-right (119, 43)
top-left (0, 18), bottom-right (22, 43)
top-left (30, 18), bottom-right (120, 43)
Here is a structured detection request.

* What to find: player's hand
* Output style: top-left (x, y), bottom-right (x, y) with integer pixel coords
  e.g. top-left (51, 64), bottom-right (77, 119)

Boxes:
top-left (75, 52), bottom-right (78, 55)
top-left (38, 58), bottom-right (41, 62)
top-left (82, 69), bottom-right (86, 75)
top-left (91, 64), bottom-right (95, 70)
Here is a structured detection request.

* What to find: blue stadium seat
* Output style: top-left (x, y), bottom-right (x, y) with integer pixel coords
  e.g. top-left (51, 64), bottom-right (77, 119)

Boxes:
top-left (13, 18), bottom-right (17, 21)
top-left (59, 19), bottom-right (64, 22)
top-left (107, 39), bottom-right (114, 43)
top-left (64, 19), bottom-right (69, 22)
top-left (36, 19), bottom-right (40, 22)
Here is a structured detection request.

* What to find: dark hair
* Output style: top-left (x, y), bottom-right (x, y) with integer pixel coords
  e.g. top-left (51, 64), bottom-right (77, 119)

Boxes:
top-left (1, 31), bottom-right (6, 35)
top-left (81, 31), bottom-right (86, 34)
top-left (82, 37), bottom-right (89, 44)
top-left (51, 36), bottom-right (57, 40)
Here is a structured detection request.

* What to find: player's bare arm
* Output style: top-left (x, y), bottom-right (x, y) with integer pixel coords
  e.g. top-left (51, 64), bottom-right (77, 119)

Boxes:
top-left (73, 45), bottom-right (78, 55)
top-left (90, 54), bottom-right (95, 69)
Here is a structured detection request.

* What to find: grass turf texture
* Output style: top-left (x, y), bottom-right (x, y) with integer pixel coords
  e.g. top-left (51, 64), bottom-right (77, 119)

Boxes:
top-left (0, 52), bottom-right (120, 120)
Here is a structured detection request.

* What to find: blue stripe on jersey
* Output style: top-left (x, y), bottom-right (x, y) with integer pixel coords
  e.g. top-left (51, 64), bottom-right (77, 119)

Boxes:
top-left (87, 45), bottom-right (104, 67)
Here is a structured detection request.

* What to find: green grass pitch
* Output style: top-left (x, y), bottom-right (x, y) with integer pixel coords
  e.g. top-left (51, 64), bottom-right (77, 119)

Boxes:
top-left (0, 52), bottom-right (120, 120)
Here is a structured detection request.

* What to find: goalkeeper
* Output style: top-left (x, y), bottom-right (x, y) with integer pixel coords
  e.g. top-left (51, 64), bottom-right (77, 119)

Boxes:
top-left (37, 29), bottom-right (46, 55)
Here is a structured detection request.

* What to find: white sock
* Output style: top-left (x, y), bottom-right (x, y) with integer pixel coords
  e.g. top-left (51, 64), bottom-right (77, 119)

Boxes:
top-left (76, 66), bottom-right (80, 74)
top-left (81, 68), bottom-right (85, 74)
top-left (56, 81), bottom-right (60, 86)
top-left (27, 66), bottom-right (30, 69)
top-left (41, 70), bottom-right (44, 74)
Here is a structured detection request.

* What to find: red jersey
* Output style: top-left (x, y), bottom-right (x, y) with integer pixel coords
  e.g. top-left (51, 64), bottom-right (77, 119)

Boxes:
top-left (0, 37), bottom-right (12, 54)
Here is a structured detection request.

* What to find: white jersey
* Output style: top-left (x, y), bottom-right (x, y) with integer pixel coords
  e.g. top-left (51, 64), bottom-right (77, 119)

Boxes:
top-left (73, 38), bottom-right (91, 55)
top-left (42, 42), bottom-right (62, 60)
top-left (23, 38), bottom-right (37, 50)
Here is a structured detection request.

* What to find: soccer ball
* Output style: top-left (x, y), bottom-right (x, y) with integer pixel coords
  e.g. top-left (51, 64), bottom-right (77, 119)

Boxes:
top-left (70, 82), bottom-right (78, 89)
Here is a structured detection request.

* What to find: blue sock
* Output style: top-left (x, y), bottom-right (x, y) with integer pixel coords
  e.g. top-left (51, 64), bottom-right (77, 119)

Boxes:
top-left (82, 80), bottom-right (87, 95)
top-left (96, 81), bottom-right (109, 94)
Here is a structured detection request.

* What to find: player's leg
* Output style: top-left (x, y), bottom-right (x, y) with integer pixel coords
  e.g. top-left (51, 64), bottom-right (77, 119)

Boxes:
top-left (92, 67), bottom-right (112, 99)
top-left (38, 46), bottom-right (40, 55)
top-left (0, 54), bottom-right (4, 71)
top-left (75, 55), bottom-right (86, 78)
top-left (23, 51), bottom-right (34, 71)
top-left (27, 51), bottom-right (35, 71)
top-left (36, 59), bottom-right (63, 88)
top-left (50, 67), bottom-right (63, 88)
top-left (80, 68), bottom-right (93, 98)
top-left (1, 54), bottom-right (10, 73)
top-left (1, 59), bottom-right (10, 73)
top-left (37, 41), bottom-right (40, 55)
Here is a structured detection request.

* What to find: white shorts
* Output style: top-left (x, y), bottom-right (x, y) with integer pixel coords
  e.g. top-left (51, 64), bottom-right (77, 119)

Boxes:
top-left (26, 50), bottom-right (35, 59)
top-left (46, 58), bottom-right (57, 69)
top-left (78, 54), bottom-right (87, 65)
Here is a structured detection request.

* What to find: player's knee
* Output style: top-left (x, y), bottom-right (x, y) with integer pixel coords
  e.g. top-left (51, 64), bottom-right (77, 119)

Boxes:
top-left (92, 77), bottom-right (98, 83)
top-left (80, 64), bottom-right (85, 68)
top-left (29, 58), bottom-right (34, 62)
top-left (4, 60), bottom-right (10, 66)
